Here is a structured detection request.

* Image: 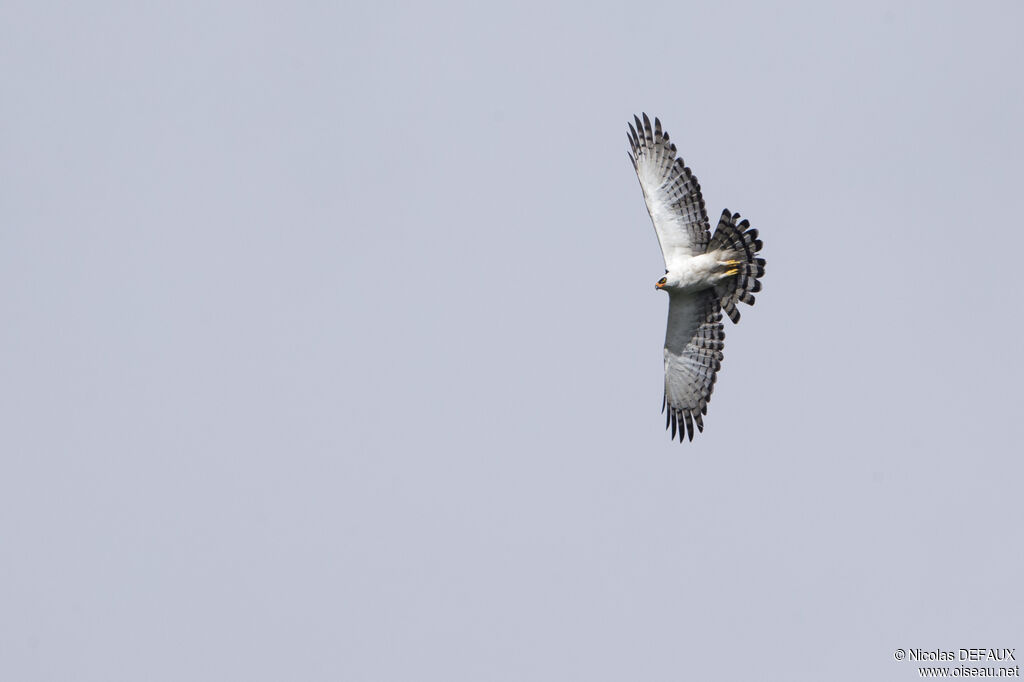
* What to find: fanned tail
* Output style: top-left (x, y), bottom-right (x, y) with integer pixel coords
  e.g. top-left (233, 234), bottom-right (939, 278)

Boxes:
top-left (708, 209), bottom-right (765, 323)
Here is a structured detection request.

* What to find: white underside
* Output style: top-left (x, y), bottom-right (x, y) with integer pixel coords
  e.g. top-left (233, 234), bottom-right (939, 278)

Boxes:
top-left (666, 251), bottom-right (734, 293)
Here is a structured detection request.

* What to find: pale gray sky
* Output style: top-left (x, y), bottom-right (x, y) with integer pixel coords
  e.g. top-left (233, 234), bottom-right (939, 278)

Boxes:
top-left (2, 2), bottom-right (1022, 681)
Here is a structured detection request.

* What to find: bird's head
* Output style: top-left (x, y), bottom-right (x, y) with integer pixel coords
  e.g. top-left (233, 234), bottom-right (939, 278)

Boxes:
top-left (655, 272), bottom-right (676, 291)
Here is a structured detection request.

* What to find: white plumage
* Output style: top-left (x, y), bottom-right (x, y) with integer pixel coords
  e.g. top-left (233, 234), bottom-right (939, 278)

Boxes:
top-left (627, 114), bottom-right (766, 443)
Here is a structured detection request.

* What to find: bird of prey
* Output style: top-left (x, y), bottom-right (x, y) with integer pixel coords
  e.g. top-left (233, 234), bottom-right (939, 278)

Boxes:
top-left (627, 114), bottom-right (765, 443)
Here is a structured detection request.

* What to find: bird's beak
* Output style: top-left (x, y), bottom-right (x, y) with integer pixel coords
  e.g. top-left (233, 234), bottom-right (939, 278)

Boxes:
top-left (655, 283), bottom-right (664, 290)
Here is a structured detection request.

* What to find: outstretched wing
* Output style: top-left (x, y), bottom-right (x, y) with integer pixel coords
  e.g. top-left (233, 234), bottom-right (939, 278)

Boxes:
top-left (627, 113), bottom-right (710, 266)
top-left (663, 290), bottom-right (725, 442)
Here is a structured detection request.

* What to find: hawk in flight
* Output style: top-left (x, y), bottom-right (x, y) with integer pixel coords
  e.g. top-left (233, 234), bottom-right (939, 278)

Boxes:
top-left (627, 114), bottom-right (765, 443)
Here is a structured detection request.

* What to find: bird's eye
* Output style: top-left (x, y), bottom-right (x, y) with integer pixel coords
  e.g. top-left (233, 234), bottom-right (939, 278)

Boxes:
top-left (658, 277), bottom-right (667, 285)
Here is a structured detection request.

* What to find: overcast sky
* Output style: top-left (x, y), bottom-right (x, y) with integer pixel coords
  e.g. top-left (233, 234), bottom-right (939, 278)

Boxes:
top-left (2, 2), bottom-right (1022, 681)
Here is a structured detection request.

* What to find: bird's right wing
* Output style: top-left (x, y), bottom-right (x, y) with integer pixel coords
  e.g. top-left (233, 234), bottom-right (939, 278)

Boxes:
top-left (628, 113), bottom-right (711, 267)
top-left (663, 289), bottom-right (725, 442)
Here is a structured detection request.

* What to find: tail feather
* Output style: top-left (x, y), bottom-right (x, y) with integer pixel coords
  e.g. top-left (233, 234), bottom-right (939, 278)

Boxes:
top-left (709, 209), bottom-right (765, 323)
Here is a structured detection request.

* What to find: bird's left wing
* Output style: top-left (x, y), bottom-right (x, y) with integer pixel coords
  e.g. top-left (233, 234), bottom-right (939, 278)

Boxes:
top-left (628, 113), bottom-right (710, 266)
top-left (663, 290), bottom-right (725, 442)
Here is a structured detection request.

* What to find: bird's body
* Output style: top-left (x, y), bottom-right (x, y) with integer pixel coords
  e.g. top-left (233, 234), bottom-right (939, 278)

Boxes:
top-left (627, 113), bottom-right (765, 443)
top-left (661, 253), bottom-right (736, 293)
